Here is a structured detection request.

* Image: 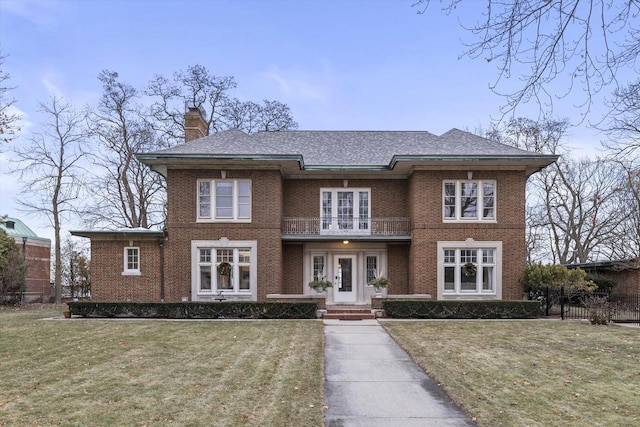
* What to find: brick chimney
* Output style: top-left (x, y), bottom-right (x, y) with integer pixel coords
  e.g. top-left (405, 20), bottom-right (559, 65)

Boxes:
top-left (184, 106), bottom-right (208, 142)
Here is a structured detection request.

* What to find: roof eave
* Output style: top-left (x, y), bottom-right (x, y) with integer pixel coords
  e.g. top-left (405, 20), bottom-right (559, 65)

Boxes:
top-left (70, 230), bottom-right (165, 241)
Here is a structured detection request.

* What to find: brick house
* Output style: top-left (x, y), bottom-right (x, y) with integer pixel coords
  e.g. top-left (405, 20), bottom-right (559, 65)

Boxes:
top-left (568, 259), bottom-right (640, 296)
top-left (72, 108), bottom-right (557, 306)
top-left (1, 217), bottom-right (52, 302)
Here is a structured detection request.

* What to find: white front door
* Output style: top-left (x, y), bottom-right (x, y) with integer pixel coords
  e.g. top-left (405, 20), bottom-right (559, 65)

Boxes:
top-left (333, 255), bottom-right (357, 303)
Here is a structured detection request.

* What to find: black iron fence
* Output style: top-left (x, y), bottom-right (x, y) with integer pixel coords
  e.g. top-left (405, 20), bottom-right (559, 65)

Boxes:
top-left (529, 287), bottom-right (640, 324)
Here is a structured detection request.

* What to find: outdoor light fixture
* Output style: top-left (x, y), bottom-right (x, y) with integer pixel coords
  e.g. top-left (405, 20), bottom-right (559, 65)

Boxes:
top-left (221, 170), bottom-right (227, 179)
top-left (467, 171), bottom-right (473, 180)
top-left (343, 240), bottom-right (349, 245)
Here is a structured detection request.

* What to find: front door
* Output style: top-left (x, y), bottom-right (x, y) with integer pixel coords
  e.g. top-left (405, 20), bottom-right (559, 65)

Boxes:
top-left (333, 255), bottom-right (357, 303)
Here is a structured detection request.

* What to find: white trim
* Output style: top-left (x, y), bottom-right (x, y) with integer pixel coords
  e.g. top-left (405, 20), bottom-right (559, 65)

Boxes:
top-left (191, 239), bottom-right (258, 301)
top-left (437, 240), bottom-right (503, 300)
top-left (319, 187), bottom-right (371, 234)
top-left (122, 246), bottom-right (141, 275)
top-left (442, 180), bottom-right (496, 223)
top-left (303, 243), bottom-right (387, 304)
top-left (197, 179), bottom-right (252, 223)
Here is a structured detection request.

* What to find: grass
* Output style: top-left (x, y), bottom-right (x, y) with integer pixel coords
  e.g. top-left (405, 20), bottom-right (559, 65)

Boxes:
top-left (0, 307), bottom-right (324, 427)
top-left (382, 320), bottom-right (640, 427)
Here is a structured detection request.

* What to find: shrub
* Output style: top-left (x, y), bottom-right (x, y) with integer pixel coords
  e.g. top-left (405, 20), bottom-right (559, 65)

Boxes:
top-left (68, 301), bottom-right (318, 319)
top-left (585, 272), bottom-right (616, 293)
top-left (582, 295), bottom-right (617, 325)
top-left (520, 263), bottom-right (597, 292)
top-left (382, 300), bottom-right (540, 319)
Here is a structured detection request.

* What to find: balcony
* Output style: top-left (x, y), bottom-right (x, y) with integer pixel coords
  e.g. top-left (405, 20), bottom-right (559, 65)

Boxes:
top-left (282, 217), bottom-right (411, 240)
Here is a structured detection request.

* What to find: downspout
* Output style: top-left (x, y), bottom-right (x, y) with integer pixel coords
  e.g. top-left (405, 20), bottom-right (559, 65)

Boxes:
top-left (159, 240), bottom-right (165, 302)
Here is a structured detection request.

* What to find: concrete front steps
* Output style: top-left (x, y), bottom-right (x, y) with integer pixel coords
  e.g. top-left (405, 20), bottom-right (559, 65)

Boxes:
top-left (324, 304), bottom-right (376, 320)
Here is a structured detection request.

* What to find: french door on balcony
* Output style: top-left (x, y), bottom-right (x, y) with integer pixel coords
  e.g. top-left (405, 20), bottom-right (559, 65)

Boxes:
top-left (321, 188), bottom-right (370, 234)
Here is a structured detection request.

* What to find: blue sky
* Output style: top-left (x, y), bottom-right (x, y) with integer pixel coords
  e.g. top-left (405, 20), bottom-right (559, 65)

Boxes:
top-left (0, 0), bottom-right (617, 241)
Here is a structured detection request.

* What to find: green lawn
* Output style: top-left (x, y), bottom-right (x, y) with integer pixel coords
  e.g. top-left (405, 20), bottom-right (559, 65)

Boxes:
top-left (0, 308), bottom-right (324, 427)
top-left (383, 320), bottom-right (640, 427)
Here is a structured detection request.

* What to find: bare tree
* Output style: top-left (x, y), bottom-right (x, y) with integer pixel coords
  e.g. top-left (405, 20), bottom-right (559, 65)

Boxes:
top-left (60, 238), bottom-right (90, 299)
top-left (0, 52), bottom-right (21, 143)
top-left (85, 70), bottom-right (166, 229)
top-left (220, 99), bottom-right (298, 133)
top-left (542, 158), bottom-right (628, 264)
top-left (489, 117), bottom-right (630, 263)
top-left (11, 96), bottom-right (87, 303)
top-left (146, 64), bottom-right (237, 144)
top-left (414, 1), bottom-right (640, 116)
top-left (147, 64), bottom-right (297, 142)
top-left (603, 80), bottom-right (640, 158)
top-left (487, 117), bottom-right (566, 262)
top-left (604, 161), bottom-right (640, 259)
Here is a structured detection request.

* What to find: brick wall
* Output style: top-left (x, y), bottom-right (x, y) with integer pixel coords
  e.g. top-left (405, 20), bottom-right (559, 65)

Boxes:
top-left (283, 179), bottom-right (408, 218)
top-left (91, 167), bottom-right (530, 302)
top-left (408, 170), bottom-right (527, 299)
top-left (282, 244), bottom-right (304, 294)
top-left (164, 169), bottom-right (283, 301)
top-left (23, 242), bottom-right (51, 299)
top-left (387, 243), bottom-right (410, 294)
top-left (90, 240), bottom-right (162, 301)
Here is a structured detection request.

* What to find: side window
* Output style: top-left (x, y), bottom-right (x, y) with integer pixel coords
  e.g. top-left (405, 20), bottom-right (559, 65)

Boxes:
top-left (123, 247), bottom-right (140, 275)
top-left (366, 256), bottom-right (378, 285)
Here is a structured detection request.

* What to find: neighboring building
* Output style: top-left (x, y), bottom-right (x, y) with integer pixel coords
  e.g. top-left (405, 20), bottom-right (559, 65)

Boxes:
top-left (0, 218), bottom-right (52, 302)
top-left (71, 108), bottom-right (557, 306)
top-left (568, 259), bottom-right (640, 296)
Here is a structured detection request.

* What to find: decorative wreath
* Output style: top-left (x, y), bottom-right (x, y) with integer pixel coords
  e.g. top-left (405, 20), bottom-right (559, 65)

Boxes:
top-left (462, 262), bottom-right (477, 277)
top-left (217, 262), bottom-right (232, 276)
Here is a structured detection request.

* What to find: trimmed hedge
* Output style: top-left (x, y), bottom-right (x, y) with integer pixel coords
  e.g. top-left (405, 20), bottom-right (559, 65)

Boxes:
top-left (68, 301), bottom-right (318, 319)
top-left (383, 300), bottom-right (540, 319)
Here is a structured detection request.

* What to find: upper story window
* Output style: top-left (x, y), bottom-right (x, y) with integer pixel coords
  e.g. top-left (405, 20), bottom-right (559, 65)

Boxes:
top-left (198, 179), bottom-right (251, 222)
top-left (443, 180), bottom-right (495, 221)
top-left (320, 188), bottom-right (371, 234)
top-left (123, 247), bottom-right (140, 275)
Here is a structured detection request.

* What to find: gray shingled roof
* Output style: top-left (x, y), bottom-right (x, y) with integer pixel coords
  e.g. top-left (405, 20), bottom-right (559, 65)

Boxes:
top-left (144, 128), bottom-right (548, 166)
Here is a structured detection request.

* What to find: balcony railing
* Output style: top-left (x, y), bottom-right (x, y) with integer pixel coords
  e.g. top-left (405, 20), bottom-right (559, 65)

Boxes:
top-left (282, 217), bottom-right (411, 237)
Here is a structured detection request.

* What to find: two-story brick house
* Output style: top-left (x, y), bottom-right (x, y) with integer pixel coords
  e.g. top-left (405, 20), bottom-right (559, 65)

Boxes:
top-left (72, 108), bottom-right (557, 306)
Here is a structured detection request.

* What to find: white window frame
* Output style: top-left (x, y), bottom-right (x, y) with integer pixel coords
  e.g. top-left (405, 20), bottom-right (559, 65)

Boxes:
top-left (319, 187), bottom-right (371, 234)
top-left (365, 254), bottom-right (379, 286)
top-left (437, 240), bottom-right (502, 299)
top-left (122, 246), bottom-right (141, 276)
top-left (197, 179), bottom-right (251, 223)
top-left (442, 180), bottom-right (496, 222)
top-left (191, 239), bottom-right (257, 300)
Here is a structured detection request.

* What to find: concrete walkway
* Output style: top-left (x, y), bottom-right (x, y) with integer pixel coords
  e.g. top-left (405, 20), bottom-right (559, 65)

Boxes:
top-left (323, 319), bottom-right (476, 427)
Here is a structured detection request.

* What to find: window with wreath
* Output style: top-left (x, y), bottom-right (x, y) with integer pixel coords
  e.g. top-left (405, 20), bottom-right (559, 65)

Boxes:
top-left (443, 180), bottom-right (495, 221)
top-left (442, 247), bottom-right (497, 294)
top-left (198, 179), bottom-right (251, 222)
top-left (197, 247), bottom-right (252, 293)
